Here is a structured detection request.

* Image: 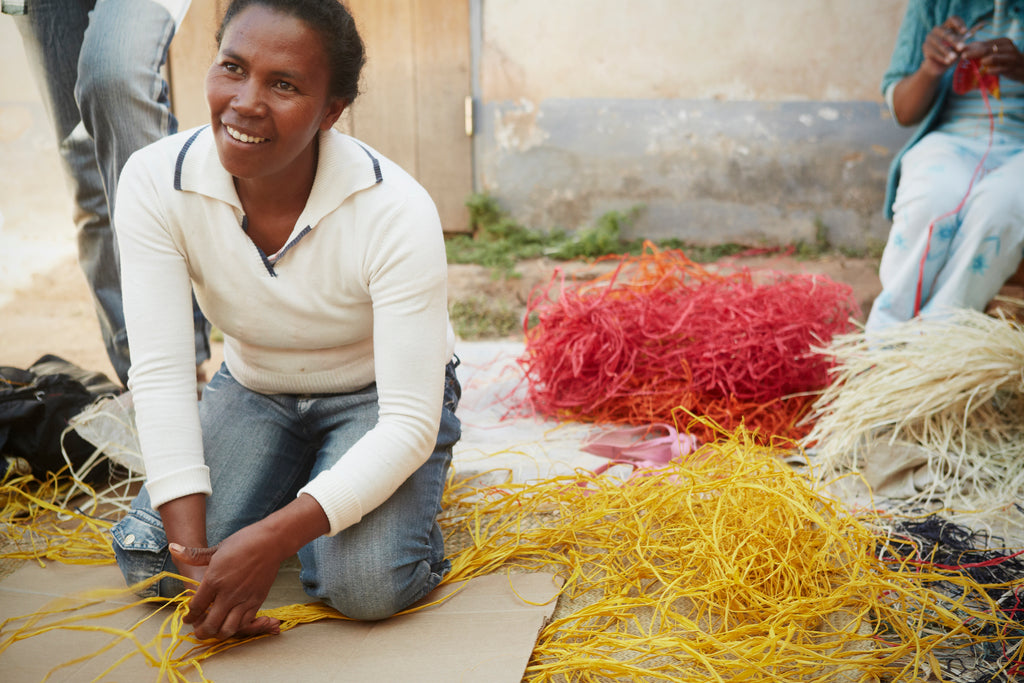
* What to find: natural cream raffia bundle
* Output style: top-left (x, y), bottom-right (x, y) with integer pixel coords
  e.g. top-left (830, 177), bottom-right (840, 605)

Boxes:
top-left (802, 308), bottom-right (1024, 518)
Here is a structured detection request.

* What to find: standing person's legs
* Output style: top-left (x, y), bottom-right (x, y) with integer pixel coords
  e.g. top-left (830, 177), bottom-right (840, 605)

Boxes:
top-left (925, 142), bottom-right (1024, 314)
top-left (13, 0), bottom-right (209, 385)
top-left (11, 1), bottom-right (122, 374)
top-left (77, 0), bottom-right (211, 381)
top-left (866, 132), bottom-right (979, 334)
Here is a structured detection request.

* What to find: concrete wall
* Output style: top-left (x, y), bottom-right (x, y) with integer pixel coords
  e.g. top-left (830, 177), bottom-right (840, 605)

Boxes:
top-left (0, 1), bottom-right (915, 261)
top-left (474, 0), bottom-right (912, 249)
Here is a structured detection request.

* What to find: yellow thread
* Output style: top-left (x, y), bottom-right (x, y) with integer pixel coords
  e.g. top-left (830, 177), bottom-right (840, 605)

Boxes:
top-left (3, 422), bottom-right (1024, 680)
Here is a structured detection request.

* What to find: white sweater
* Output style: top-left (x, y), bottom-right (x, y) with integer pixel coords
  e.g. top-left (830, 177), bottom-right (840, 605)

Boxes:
top-left (115, 126), bottom-right (455, 535)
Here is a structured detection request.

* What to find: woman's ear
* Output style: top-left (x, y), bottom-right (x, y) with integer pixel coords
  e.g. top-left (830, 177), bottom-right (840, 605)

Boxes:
top-left (321, 98), bottom-right (348, 131)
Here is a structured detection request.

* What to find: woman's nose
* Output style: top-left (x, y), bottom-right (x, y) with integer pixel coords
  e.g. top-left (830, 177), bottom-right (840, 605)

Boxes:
top-left (232, 80), bottom-right (265, 116)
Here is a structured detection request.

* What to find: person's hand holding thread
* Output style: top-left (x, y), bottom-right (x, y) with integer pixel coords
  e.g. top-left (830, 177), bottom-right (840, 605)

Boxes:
top-left (922, 16), bottom-right (969, 75)
top-left (169, 529), bottom-right (283, 641)
top-left (963, 37), bottom-right (1024, 83)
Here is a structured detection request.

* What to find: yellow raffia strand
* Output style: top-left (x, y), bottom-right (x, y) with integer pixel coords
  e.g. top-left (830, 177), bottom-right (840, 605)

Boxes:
top-left (1, 468), bottom-right (114, 566)
top-left (4, 421), bottom-right (1024, 681)
top-left (439, 420), bottom-right (1023, 681)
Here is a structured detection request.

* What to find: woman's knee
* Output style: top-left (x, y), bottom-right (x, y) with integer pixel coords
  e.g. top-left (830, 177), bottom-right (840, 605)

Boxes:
top-left (962, 179), bottom-right (1024, 233)
top-left (327, 561), bottom-right (437, 621)
top-left (303, 538), bottom-right (447, 621)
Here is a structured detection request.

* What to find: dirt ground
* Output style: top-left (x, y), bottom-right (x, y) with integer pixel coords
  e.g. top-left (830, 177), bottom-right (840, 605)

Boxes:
top-left (0, 251), bottom-right (883, 383)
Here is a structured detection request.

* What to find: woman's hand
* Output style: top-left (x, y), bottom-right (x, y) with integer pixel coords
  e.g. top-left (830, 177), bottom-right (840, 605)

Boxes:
top-left (892, 16), bottom-right (969, 125)
top-left (170, 525), bottom-right (285, 641)
top-left (921, 16), bottom-right (969, 76)
top-left (168, 493), bottom-right (330, 641)
top-left (964, 38), bottom-right (1024, 84)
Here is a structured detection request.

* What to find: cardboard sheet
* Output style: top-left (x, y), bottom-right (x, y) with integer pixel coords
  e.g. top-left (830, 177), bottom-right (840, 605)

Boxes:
top-left (2, 562), bottom-right (562, 682)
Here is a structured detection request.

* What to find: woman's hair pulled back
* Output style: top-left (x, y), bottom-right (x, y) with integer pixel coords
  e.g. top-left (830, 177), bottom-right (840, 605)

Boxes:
top-left (216, 0), bottom-right (365, 103)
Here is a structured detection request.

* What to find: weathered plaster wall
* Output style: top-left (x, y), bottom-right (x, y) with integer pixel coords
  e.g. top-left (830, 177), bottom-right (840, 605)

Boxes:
top-left (476, 0), bottom-right (913, 248)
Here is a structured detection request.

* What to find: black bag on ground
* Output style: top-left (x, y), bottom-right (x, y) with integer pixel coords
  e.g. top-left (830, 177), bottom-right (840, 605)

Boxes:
top-left (0, 355), bottom-right (121, 479)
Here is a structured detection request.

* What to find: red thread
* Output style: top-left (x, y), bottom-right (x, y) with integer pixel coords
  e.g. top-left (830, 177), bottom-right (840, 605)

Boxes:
top-left (913, 59), bottom-right (996, 317)
top-left (885, 546), bottom-right (1024, 572)
top-left (516, 244), bottom-right (859, 442)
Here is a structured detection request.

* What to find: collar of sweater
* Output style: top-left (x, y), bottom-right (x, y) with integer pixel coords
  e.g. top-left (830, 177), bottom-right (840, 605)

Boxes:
top-left (174, 126), bottom-right (382, 229)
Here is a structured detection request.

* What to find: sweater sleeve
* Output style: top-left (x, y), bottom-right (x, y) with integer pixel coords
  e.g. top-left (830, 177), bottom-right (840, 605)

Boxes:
top-left (882, 0), bottom-right (932, 100)
top-left (297, 187), bottom-right (450, 535)
top-left (115, 151), bottom-right (211, 508)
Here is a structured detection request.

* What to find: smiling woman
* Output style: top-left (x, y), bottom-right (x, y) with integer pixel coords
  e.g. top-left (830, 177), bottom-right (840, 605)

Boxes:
top-left (107, 0), bottom-right (461, 643)
top-left (206, 3), bottom-right (349, 254)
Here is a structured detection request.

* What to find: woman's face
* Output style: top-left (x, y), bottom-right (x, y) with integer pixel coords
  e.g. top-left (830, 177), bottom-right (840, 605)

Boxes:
top-left (205, 4), bottom-right (346, 183)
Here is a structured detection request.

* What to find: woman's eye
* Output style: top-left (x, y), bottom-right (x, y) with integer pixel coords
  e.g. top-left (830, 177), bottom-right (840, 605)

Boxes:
top-left (222, 62), bottom-right (242, 74)
top-left (276, 81), bottom-right (296, 92)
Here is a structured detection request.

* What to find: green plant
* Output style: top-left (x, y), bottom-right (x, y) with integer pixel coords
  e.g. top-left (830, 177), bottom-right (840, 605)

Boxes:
top-left (545, 206), bottom-right (645, 260)
top-left (445, 194), bottom-right (556, 277)
top-left (838, 237), bottom-right (886, 260)
top-left (448, 193), bottom-right (880, 274)
top-left (656, 240), bottom-right (751, 263)
top-left (792, 217), bottom-right (831, 260)
top-left (447, 193), bottom-right (648, 277)
top-left (449, 296), bottom-right (522, 339)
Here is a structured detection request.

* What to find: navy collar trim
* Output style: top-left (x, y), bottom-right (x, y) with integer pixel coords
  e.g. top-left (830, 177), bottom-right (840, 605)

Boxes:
top-left (174, 126), bottom-right (208, 191)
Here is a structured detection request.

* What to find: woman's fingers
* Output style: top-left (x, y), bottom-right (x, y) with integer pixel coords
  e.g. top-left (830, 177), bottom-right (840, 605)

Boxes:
top-left (942, 16), bottom-right (967, 34)
top-left (169, 542), bottom-right (219, 566)
top-left (188, 600), bottom-right (280, 640)
top-left (235, 615), bottom-right (282, 638)
top-left (983, 39), bottom-right (1024, 75)
top-left (924, 23), bottom-right (966, 71)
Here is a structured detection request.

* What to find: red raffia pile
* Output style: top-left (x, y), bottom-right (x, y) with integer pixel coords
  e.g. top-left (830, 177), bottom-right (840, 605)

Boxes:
top-left (516, 243), bottom-right (860, 442)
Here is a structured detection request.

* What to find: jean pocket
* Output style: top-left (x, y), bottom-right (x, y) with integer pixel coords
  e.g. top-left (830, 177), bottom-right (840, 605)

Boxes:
top-left (111, 508), bottom-right (171, 598)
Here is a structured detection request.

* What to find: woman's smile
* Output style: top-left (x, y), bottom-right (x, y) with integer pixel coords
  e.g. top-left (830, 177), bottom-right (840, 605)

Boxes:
top-left (224, 123), bottom-right (268, 144)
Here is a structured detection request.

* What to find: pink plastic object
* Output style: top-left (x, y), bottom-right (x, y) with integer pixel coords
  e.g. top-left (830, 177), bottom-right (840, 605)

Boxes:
top-left (581, 423), bottom-right (699, 476)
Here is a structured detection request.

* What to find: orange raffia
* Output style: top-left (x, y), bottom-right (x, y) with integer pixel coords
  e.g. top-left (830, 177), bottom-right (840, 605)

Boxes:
top-left (517, 243), bottom-right (859, 442)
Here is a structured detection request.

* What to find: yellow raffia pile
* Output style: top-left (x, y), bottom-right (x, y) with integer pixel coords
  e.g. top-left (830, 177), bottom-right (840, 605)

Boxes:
top-left (802, 308), bottom-right (1024, 518)
top-left (4, 421), bottom-right (1024, 681)
top-left (1, 468), bottom-right (114, 566)
top-left (443, 420), bottom-right (1022, 681)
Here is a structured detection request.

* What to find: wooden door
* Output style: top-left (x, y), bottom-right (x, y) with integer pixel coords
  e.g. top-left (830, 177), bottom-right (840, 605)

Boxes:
top-left (345, 0), bottom-right (473, 233)
top-left (169, 0), bottom-right (473, 234)
top-left (168, 0), bottom-right (227, 129)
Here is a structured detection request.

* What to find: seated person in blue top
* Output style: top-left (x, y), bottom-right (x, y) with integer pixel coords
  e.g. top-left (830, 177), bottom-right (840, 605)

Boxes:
top-left (866, 0), bottom-right (1024, 334)
top-left (109, 0), bottom-right (461, 641)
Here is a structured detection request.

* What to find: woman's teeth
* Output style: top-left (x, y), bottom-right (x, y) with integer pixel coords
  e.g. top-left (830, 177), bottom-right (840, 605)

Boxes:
top-left (226, 125), bottom-right (267, 144)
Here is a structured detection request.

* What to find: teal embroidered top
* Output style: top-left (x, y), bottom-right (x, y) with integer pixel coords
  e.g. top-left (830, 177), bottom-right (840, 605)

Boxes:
top-left (881, 0), bottom-right (1024, 218)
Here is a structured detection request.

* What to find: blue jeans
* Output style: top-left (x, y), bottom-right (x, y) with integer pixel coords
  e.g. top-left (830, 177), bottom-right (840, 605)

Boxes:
top-left (111, 359), bottom-right (462, 621)
top-left (12, 0), bottom-right (208, 385)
